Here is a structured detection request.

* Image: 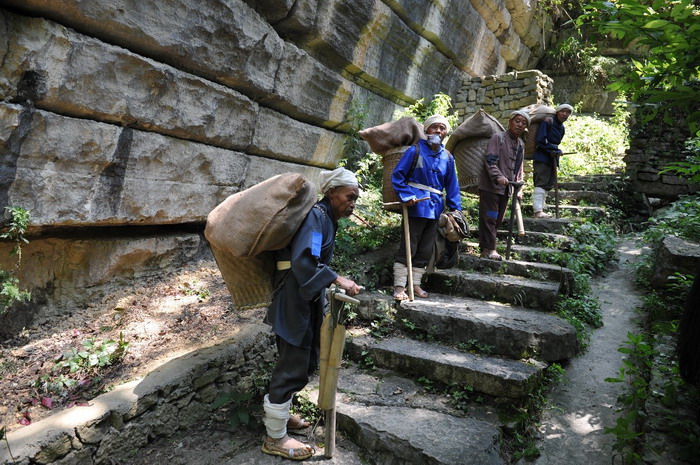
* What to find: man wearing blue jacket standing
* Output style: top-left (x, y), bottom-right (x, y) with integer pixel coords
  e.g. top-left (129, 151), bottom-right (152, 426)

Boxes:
top-left (391, 115), bottom-right (463, 301)
top-left (532, 103), bottom-right (573, 218)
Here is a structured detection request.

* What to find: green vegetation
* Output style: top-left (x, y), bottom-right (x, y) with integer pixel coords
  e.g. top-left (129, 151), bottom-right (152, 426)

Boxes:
top-left (0, 206), bottom-right (31, 315)
top-left (577, 0), bottom-right (700, 136)
top-left (558, 105), bottom-right (630, 177)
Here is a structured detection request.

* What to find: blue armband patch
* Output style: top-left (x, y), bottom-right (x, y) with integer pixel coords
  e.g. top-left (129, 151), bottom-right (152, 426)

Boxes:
top-left (311, 232), bottom-right (322, 257)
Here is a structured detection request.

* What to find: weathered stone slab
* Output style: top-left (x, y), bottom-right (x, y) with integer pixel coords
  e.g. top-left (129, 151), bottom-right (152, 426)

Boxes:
top-left (347, 334), bottom-right (544, 398)
top-left (268, 0), bottom-right (467, 101)
top-left (0, 11), bottom-right (345, 167)
top-left (0, 0), bottom-right (398, 128)
top-left (458, 253), bottom-right (576, 294)
top-left (425, 268), bottom-right (560, 311)
top-left (556, 189), bottom-right (613, 205)
top-left (520, 217), bottom-right (579, 235)
top-left (0, 104), bottom-right (322, 227)
top-left (337, 403), bottom-right (505, 465)
top-left (651, 235), bottom-right (700, 288)
top-left (398, 294), bottom-right (579, 361)
top-left (0, 233), bottom-right (207, 336)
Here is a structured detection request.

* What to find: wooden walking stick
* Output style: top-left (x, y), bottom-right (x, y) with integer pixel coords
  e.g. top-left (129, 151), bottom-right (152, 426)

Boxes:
top-left (506, 181), bottom-right (524, 261)
top-left (382, 197), bottom-right (430, 302)
top-left (318, 289), bottom-right (360, 458)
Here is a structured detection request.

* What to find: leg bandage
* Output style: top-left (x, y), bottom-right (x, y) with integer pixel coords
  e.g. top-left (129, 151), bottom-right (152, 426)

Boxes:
top-left (532, 187), bottom-right (546, 213)
top-left (393, 262), bottom-right (408, 288)
top-left (412, 267), bottom-right (425, 286)
top-left (263, 394), bottom-right (292, 439)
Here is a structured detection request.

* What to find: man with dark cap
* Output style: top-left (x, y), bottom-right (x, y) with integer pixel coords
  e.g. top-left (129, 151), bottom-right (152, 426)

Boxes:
top-left (391, 114), bottom-right (463, 301)
top-left (478, 110), bottom-right (529, 261)
top-left (532, 103), bottom-right (573, 218)
top-left (261, 167), bottom-right (362, 461)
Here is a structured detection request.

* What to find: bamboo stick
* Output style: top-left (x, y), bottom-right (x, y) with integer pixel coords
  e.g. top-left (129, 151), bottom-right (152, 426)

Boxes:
top-left (317, 313), bottom-right (333, 408)
top-left (317, 325), bottom-right (346, 410)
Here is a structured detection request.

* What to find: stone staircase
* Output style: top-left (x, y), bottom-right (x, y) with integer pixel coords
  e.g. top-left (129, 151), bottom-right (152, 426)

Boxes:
top-left (301, 174), bottom-right (619, 464)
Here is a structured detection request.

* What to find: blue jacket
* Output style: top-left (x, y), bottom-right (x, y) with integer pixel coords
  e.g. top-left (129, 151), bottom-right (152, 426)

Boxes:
top-left (533, 116), bottom-right (565, 166)
top-left (265, 198), bottom-right (337, 348)
top-left (391, 139), bottom-right (462, 219)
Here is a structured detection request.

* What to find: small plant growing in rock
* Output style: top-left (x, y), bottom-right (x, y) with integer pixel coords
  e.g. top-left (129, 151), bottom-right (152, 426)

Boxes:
top-left (211, 390), bottom-right (261, 429)
top-left (0, 206), bottom-right (31, 315)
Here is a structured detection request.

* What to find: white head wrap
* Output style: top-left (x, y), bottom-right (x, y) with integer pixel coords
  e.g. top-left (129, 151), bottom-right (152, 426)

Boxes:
top-left (319, 167), bottom-right (359, 194)
top-left (556, 103), bottom-right (574, 113)
top-left (509, 110), bottom-right (531, 126)
top-left (423, 114), bottom-right (451, 133)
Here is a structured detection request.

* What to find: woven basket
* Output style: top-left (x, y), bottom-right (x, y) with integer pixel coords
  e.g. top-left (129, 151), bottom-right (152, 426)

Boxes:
top-left (381, 145), bottom-right (410, 212)
top-left (209, 244), bottom-right (274, 311)
top-left (453, 136), bottom-right (489, 195)
top-left (524, 122), bottom-right (540, 160)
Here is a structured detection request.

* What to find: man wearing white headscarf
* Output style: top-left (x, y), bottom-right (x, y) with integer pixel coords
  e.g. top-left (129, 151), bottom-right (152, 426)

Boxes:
top-left (531, 103), bottom-right (573, 218)
top-left (391, 114), bottom-right (463, 300)
top-left (262, 167), bottom-right (361, 460)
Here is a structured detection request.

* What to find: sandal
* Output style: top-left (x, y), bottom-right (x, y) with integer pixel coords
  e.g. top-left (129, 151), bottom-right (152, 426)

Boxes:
top-left (393, 287), bottom-right (409, 301)
top-left (533, 211), bottom-right (551, 218)
top-left (262, 436), bottom-right (314, 461)
top-left (480, 250), bottom-right (503, 261)
top-left (413, 286), bottom-right (428, 298)
top-left (287, 414), bottom-right (311, 430)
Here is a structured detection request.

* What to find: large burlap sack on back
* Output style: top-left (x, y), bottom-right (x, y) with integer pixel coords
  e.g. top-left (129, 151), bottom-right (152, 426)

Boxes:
top-left (520, 104), bottom-right (556, 159)
top-left (446, 110), bottom-right (504, 194)
top-left (359, 116), bottom-right (424, 155)
top-left (204, 173), bottom-right (318, 310)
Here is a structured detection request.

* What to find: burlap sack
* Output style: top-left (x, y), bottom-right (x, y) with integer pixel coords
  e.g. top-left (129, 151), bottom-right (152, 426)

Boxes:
top-left (521, 105), bottom-right (556, 159)
top-left (521, 103), bottom-right (556, 124)
top-left (446, 110), bottom-right (504, 194)
top-left (204, 173), bottom-right (318, 310)
top-left (359, 116), bottom-right (425, 155)
top-left (205, 173), bottom-right (318, 258)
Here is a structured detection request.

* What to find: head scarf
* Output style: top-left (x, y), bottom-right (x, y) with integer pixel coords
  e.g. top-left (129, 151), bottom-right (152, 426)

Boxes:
top-left (509, 110), bottom-right (531, 126)
top-left (423, 114), bottom-right (451, 133)
top-left (319, 167), bottom-right (359, 194)
top-left (556, 103), bottom-right (574, 113)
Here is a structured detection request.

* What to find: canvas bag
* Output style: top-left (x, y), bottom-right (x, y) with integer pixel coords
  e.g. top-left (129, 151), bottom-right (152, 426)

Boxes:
top-left (204, 173), bottom-right (318, 310)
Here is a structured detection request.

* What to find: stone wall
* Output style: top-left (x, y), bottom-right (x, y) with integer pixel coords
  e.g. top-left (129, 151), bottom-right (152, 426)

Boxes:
top-left (0, 324), bottom-right (275, 465)
top-left (624, 114), bottom-right (698, 200)
top-left (455, 69), bottom-right (554, 124)
top-left (0, 0), bottom-right (553, 334)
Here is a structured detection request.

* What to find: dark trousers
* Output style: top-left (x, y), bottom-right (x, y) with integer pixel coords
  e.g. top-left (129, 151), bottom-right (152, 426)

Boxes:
top-left (533, 161), bottom-right (557, 191)
top-left (268, 336), bottom-right (319, 404)
top-left (478, 190), bottom-right (508, 251)
top-left (396, 216), bottom-right (438, 268)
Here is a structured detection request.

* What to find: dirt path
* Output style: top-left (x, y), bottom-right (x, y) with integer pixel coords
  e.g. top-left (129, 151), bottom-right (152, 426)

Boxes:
top-left (533, 238), bottom-right (644, 464)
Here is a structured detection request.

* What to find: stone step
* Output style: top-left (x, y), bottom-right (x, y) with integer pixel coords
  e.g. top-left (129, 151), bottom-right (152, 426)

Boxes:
top-left (521, 203), bottom-right (606, 219)
top-left (337, 403), bottom-right (504, 465)
top-left (346, 333), bottom-right (545, 399)
top-left (520, 217), bottom-right (578, 234)
top-left (457, 254), bottom-right (575, 294)
top-left (468, 229), bottom-right (572, 247)
top-left (464, 241), bottom-right (564, 267)
top-left (555, 189), bottom-right (613, 205)
top-left (424, 269), bottom-right (560, 311)
top-left (397, 294), bottom-right (578, 361)
top-left (303, 366), bottom-right (507, 464)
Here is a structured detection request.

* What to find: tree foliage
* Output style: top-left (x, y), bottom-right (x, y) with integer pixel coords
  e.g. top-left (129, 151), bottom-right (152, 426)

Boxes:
top-left (577, 0), bottom-right (700, 135)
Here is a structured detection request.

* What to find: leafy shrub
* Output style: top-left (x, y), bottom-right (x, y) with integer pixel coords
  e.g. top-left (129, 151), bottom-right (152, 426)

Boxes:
top-left (559, 107), bottom-right (630, 177)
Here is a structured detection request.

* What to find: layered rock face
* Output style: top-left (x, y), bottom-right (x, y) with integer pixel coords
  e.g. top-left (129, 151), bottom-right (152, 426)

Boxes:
top-left (0, 0), bottom-right (549, 334)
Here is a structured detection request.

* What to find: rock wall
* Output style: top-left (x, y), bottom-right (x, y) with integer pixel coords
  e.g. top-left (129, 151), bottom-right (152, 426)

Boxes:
top-left (624, 114), bottom-right (698, 200)
top-left (455, 69), bottom-right (554, 123)
top-left (0, 0), bottom-right (551, 335)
